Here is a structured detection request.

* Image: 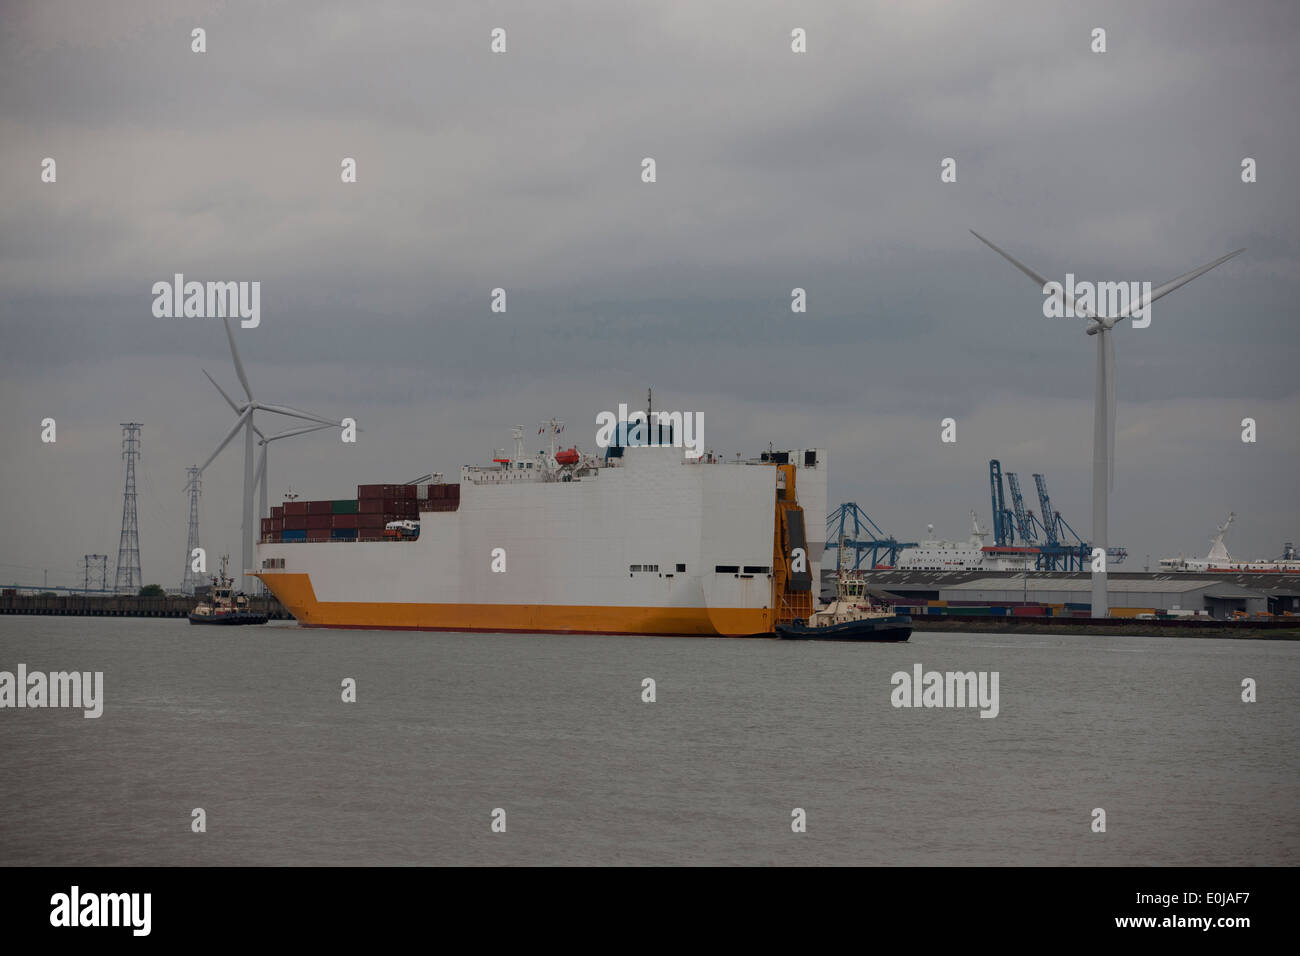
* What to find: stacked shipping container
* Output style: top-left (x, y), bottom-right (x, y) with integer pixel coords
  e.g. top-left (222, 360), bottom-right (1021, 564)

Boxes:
top-left (260, 483), bottom-right (460, 543)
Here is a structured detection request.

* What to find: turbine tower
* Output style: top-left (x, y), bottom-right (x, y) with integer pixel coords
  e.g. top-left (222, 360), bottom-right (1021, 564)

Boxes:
top-left (181, 466), bottom-right (203, 594)
top-left (971, 231), bottom-right (1242, 617)
top-left (113, 423), bottom-right (143, 594)
top-left (199, 318), bottom-right (340, 594)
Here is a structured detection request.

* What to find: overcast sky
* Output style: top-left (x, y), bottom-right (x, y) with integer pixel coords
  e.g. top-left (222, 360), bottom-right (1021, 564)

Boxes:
top-left (1, 0), bottom-right (1297, 589)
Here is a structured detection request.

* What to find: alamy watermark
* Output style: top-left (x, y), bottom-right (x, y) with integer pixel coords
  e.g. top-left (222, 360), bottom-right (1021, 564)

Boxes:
top-left (595, 403), bottom-right (703, 459)
top-left (1043, 275), bottom-right (1152, 328)
top-left (0, 664), bottom-right (102, 718)
top-left (50, 886), bottom-right (150, 936)
top-left (152, 274), bottom-right (260, 328)
top-left (891, 663), bottom-right (999, 718)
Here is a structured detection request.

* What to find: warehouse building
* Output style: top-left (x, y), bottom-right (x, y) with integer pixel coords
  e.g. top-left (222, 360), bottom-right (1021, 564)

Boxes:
top-left (937, 577), bottom-right (1268, 619)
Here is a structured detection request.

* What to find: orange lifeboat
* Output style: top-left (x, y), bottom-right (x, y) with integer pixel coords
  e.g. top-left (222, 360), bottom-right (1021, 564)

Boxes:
top-left (555, 447), bottom-right (580, 465)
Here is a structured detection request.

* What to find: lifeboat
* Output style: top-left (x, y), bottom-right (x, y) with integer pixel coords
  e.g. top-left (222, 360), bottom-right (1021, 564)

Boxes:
top-left (555, 447), bottom-right (580, 465)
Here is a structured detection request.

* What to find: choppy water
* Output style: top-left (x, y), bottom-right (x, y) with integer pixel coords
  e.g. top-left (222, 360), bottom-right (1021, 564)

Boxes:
top-left (1, 616), bottom-right (1296, 865)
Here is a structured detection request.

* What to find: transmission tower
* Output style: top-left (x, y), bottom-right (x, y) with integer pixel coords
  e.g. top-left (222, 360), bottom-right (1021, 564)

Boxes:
top-left (181, 466), bottom-right (202, 593)
top-left (83, 554), bottom-right (108, 591)
top-left (113, 423), bottom-right (143, 594)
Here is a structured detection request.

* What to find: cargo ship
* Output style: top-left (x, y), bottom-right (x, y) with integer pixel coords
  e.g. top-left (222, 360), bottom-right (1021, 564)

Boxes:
top-left (255, 421), bottom-right (827, 636)
top-left (1159, 513), bottom-right (1300, 573)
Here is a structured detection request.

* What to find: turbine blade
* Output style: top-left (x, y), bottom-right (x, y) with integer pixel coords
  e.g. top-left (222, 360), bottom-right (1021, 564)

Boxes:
top-left (1105, 329), bottom-right (1116, 491)
top-left (970, 230), bottom-right (1097, 319)
top-left (222, 316), bottom-right (254, 402)
top-left (198, 408), bottom-right (251, 474)
top-left (204, 369), bottom-right (265, 440)
top-left (265, 422), bottom-right (336, 442)
top-left (257, 403), bottom-right (342, 427)
top-left (1118, 248), bottom-right (1244, 321)
top-left (203, 369), bottom-right (242, 413)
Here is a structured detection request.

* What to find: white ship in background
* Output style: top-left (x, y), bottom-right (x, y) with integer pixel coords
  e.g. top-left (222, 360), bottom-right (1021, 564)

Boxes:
top-left (892, 512), bottom-right (1038, 572)
top-left (1159, 513), bottom-right (1300, 573)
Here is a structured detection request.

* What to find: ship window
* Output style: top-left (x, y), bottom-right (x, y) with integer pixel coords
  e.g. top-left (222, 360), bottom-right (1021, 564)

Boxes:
top-left (804, 450), bottom-right (817, 467)
top-left (715, 565), bottom-right (739, 573)
top-left (743, 565), bottom-right (770, 574)
top-left (676, 563), bottom-right (686, 572)
top-left (630, 564), bottom-right (642, 572)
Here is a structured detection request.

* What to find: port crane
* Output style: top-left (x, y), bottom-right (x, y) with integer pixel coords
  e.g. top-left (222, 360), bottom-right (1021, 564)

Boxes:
top-left (987, 460), bottom-right (1126, 570)
top-left (825, 503), bottom-right (917, 571)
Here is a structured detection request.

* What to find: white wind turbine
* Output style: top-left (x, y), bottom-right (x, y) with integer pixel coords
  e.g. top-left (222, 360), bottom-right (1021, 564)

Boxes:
top-left (970, 231), bottom-right (1243, 617)
top-left (203, 371), bottom-right (336, 524)
top-left (198, 317), bottom-right (341, 593)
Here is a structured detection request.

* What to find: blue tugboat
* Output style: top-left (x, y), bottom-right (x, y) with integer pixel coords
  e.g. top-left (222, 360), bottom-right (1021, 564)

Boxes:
top-left (776, 569), bottom-right (911, 642)
top-left (188, 556), bottom-right (268, 626)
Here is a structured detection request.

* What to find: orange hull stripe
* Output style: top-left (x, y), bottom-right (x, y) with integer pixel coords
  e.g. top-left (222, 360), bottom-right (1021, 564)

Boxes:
top-left (257, 572), bottom-right (774, 637)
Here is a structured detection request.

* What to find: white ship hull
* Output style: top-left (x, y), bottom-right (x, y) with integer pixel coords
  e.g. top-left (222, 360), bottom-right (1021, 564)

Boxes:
top-left (256, 444), bottom-right (827, 636)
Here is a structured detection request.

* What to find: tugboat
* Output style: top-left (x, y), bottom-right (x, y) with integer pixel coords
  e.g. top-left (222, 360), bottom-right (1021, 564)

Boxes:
top-left (776, 568), bottom-right (911, 642)
top-left (188, 556), bottom-right (268, 626)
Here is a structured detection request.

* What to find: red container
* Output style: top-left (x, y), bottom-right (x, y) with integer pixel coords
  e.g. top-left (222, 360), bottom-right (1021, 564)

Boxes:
top-left (419, 500), bottom-right (457, 512)
top-left (262, 531), bottom-right (280, 543)
top-left (357, 484), bottom-right (395, 499)
top-left (359, 498), bottom-right (382, 514)
top-left (271, 506), bottom-right (284, 519)
top-left (331, 514), bottom-right (358, 529)
top-left (357, 514), bottom-right (385, 529)
top-left (1012, 605), bottom-right (1046, 617)
top-left (306, 514), bottom-right (331, 530)
top-left (284, 501), bottom-right (308, 516)
top-left (283, 515), bottom-right (308, 530)
top-left (271, 518), bottom-right (283, 532)
top-left (307, 500), bottom-right (334, 515)
top-left (447, 485), bottom-right (460, 500)
top-left (261, 518), bottom-right (272, 534)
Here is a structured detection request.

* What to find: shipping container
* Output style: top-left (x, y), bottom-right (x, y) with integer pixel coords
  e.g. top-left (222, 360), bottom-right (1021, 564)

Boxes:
top-left (283, 515), bottom-right (308, 531)
top-left (261, 518), bottom-right (273, 534)
top-left (282, 529), bottom-right (307, 542)
top-left (331, 499), bottom-right (359, 515)
top-left (331, 514), bottom-right (358, 529)
top-left (331, 528), bottom-right (358, 539)
top-left (357, 484), bottom-right (396, 499)
top-left (357, 514), bottom-right (386, 529)
top-left (284, 501), bottom-right (308, 516)
top-left (307, 500), bottom-right (334, 515)
top-left (271, 518), bottom-right (283, 532)
top-left (1012, 605), bottom-right (1046, 616)
top-left (306, 514), bottom-right (331, 530)
top-left (271, 506), bottom-right (284, 519)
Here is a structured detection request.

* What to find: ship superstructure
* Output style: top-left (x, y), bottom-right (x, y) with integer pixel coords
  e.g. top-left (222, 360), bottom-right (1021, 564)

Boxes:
top-left (891, 512), bottom-right (1039, 572)
top-left (255, 420), bottom-right (827, 637)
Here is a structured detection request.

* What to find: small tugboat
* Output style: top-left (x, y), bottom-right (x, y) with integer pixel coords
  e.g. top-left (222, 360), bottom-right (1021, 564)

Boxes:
top-left (188, 556), bottom-right (268, 626)
top-left (776, 568), bottom-right (911, 642)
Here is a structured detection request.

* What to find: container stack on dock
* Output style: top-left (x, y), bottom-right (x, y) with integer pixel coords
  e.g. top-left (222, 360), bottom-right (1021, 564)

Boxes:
top-left (260, 482), bottom-right (460, 543)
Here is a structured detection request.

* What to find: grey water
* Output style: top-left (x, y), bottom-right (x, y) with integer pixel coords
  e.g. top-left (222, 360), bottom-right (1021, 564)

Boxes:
top-left (1, 616), bottom-right (1296, 866)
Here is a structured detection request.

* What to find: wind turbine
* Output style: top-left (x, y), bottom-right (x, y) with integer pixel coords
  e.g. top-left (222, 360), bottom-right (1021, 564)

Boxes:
top-left (970, 231), bottom-right (1242, 617)
top-left (203, 371), bottom-right (336, 523)
top-left (198, 317), bottom-right (341, 593)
